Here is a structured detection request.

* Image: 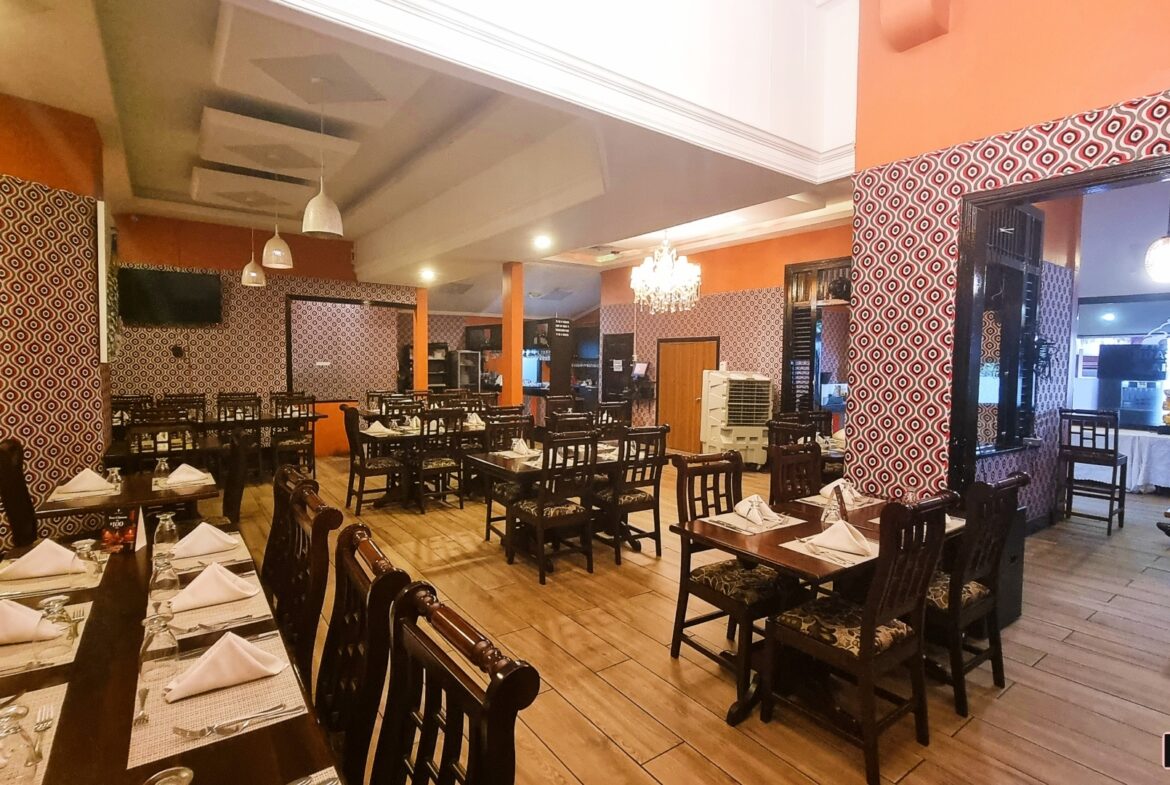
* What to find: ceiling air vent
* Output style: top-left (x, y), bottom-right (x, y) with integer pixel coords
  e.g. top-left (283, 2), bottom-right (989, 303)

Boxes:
top-left (438, 282), bottom-right (473, 295)
top-left (540, 288), bottom-right (573, 301)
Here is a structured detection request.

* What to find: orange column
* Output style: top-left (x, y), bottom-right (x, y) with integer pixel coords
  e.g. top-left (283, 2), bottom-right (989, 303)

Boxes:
top-left (501, 263), bottom-right (524, 406)
top-left (413, 287), bottom-right (429, 392)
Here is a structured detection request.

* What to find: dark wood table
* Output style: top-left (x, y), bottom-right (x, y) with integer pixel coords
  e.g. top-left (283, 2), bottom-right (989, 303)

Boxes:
top-left (0, 526), bottom-right (339, 784)
top-left (35, 471), bottom-right (221, 520)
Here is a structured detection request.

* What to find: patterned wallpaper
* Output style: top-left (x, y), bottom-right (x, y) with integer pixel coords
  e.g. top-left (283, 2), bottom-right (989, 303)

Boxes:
top-left (977, 262), bottom-right (1075, 520)
top-left (289, 299), bottom-right (402, 401)
top-left (600, 287), bottom-right (784, 427)
top-left (0, 174), bottom-right (102, 546)
top-left (109, 267), bottom-right (415, 402)
top-left (820, 307), bottom-right (849, 384)
top-left (428, 315), bottom-right (467, 352)
top-left (850, 89), bottom-right (1170, 499)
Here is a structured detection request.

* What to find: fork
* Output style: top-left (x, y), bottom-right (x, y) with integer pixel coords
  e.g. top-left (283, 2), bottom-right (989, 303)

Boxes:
top-left (170, 614), bottom-right (259, 635)
top-left (172, 703), bottom-right (287, 739)
top-left (132, 687), bottom-right (150, 727)
top-left (31, 704), bottom-right (53, 762)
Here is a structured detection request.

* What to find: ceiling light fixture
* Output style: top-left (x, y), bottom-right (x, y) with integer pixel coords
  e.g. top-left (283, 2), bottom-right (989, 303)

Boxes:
top-left (1101, 312), bottom-right (1116, 322)
top-left (263, 209), bottom-right (293, 269)
top-left (1144, 197), bottom-right (1170, 283)
top-left (533, 234), bottom-right (552, 251)
top-left (302, 77), bottom-right (343, 238)
top-left (241, 226), bottom-right (266, 287)
top-left (630, 234), bottom-right (701, 314)
top-left (419, 268), bottom-right (436, 283)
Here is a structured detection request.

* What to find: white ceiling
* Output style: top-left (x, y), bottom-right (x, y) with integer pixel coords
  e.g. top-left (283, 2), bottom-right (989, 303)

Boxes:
top-left (1079, 179), bottom-right (1170, 299)
top-left (431, 262), bottom-right (600, 320)
top-left (0, 0), bottom-right (852, 309)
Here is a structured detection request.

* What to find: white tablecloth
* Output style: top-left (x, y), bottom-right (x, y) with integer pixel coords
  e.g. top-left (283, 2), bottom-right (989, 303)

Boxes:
top-left (1076, 429), bottom-right (1170, 492)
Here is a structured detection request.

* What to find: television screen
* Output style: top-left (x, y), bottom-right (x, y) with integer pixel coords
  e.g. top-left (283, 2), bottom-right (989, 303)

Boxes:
top-left (117, 268), bottom-right (222, 326)
top-left (1097, 344), bottom-right (1165, 381)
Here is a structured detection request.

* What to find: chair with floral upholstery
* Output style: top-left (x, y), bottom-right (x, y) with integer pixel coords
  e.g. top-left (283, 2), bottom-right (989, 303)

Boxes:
top-left (669, 451), bottom-right (809, 725)
top-left (341, 404), bottom-right (407, 515)
top-left (270, 392), bottom-right (317, 477)
top-left (504, 429), bottom-right (598, 584)
top-left (411, 407), bottom-right (465, 514)
top-left (760, 490), bottom-right (958, 785)
top-left (590, 425), bottom-right (669, 564)
top-left (925, 472), bottom-right (1029, 716)
top-left (482, 414), bottom-right (534, 542)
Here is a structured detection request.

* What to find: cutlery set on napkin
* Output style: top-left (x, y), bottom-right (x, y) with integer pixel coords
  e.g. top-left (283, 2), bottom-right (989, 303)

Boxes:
top-left (786, 519), bottom-right (878, 567)
top-left (702, 495), bottom-right (803, 534)
top-left (361, 420), bottom-right (395, 437)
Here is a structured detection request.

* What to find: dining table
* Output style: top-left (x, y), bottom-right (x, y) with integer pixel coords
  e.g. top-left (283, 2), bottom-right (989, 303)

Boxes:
top-left (35, 470), bottom-right (221, 521)
top-left (0, 520), bottom-right (341, 784)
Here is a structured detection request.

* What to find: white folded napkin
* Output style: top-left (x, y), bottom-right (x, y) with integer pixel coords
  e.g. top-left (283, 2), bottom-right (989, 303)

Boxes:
top-left (819, 478), bottom-right (860, 506)
top-left (364, 421), bottom-right (393, 436)
top-left (511, 438), bottom-right (539, 457)
top-left (163, 632), bottom-right (286, 703)
top-left (808, 520), bottom-right (875, 557)
top-left (832, 428), bottom-right (846, 441)
top-left (57, 468), bottom-right (114, 495)
top-left (0, 599), bottom-right (63, 644)
top-left (170, 562), bottom-right (259, 613)
top-left (167, 463), bottom-right (210, 486)
top-left (171, 523), bottom-right (238, 560)
top-left (409, 416), bottom-right (421, 430)
top-left (734, 495), bottom-right (781, 527)
top-left (0, 539), bottom-right (85, 581)
top-left (467, 412), bottom-right (484, 427)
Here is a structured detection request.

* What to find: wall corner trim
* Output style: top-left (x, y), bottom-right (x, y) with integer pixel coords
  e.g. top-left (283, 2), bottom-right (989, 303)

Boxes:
top-left (879, 0), bottom-right (950, 52)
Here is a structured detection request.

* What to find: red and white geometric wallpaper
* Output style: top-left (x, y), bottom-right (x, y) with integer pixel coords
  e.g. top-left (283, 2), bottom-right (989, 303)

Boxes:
top-left (820, 307), bottom-right (849, 384)
top-left (600, 287), bottom-right (785, 427)
top-left (289, 299), bottom-right (403, 400)
top-left (850, 89), bottom-right (1170, 499)
top-left (0, 174), bottom-right (102, 546)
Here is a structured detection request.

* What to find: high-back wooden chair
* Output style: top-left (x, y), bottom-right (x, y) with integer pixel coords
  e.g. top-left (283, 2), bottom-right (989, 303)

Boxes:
top-left (547, 410), bottom-right (593, 432)
top-left (669, 450), bottom-right (804, 725)
top-left (505, 430), bottom-right (598, 584)
top-left (926, 473), bottom-right (1029, 715)
top-left (271, 392), bottom-right (317, 476)
top-left (767, 442), bottom-right (823, 505)
top-left (761, 491), bottom-right (958, 785)
top-left (590, 425), bottom-right (669, 564)
top-left (366, 389), bottom-right (398, 411)
top-left (1055, 408), bottom-right (1127, 535)
top-left (341, 405), bottom-right (407, 515)
top-left (370, 580), bottom-right (540, 785)
top-left (482, 415), bottom-right (535, 542)
top-left (413, 408), bottom-right (465, 513)
top-left (594, 400), bottom-right (632, 438)
top-left (216, 392), bottom-right (262, 475)
top-left (160, 393), bottom-right (207, 423)
top-left (766, 419), bottom-right (816, 447)
top-left (0, 438), bottom-right (39, 548)
top-left (111, 394), bottom-right (151, 439)
top-left (316, 524), bottom-right (412, 784)
top-left (263, 465), bottom-right (342, 684)
top-left (486, 405), bottom-right (524, 417)
top-left (473, 391), bottom-right (499, 409)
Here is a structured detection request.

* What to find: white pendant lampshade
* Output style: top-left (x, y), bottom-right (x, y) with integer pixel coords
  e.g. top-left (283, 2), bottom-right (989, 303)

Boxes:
top-left (262, 224), bottom-right (293, 269)
top-left (302, 176), bottom-right (343, 237)
top-left (241, 252), bottom-right (266, 287)
top-left (1146, 200), bottom-right (1170, 283)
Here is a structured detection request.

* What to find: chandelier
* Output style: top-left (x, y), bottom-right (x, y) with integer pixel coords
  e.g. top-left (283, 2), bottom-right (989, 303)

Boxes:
top-left (630, 236), bottom-right (701, 314)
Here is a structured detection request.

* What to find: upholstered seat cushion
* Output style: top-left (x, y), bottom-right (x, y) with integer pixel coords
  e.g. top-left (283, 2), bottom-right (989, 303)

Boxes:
top-left (366, 455), bottom-right (402, 471)
top-left (514, 498), bottom-right (586, 519)
top-left (422, 456), bottom-right (458, 471)
top-left (925, 571), bottom-right (991, 611)
top-left (593, 486), bottom-right (653, 508)
top-left (590, 474), bottom-right (610, 486)
top-left (274, 434), bottom-right (312, 447)
top-left (690, 560), bottom-right (786, 605)
top-left (492, 481), bottom-right (523, 502)
top-left (775, 594), bottom-right (912, 656)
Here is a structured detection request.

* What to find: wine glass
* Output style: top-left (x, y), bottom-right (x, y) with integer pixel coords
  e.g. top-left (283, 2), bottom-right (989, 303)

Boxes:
top-left (34, 596), bottom-right (74, 665)
top-left (153, 513), bottom-right (178, 557)
top-left (0, 705), bottom-right (37, 784)
top-left (69, 539), bottom-right (96, 588)
top-left (104, 466), bottom-right (122, 491)
top-left (148, 554), bottom-right (180, 613)
top-left (139, 613), bottom-right (180, 687)
top-left (152, 458), bottom-right (170, 486)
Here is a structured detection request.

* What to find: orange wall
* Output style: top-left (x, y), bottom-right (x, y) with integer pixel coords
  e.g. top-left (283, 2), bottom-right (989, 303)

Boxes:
top-left (857, 0), bottom-right (1170, 169)
top-left (600, 224), bottom-right (853, 304)
top-left (1035, 196), bottom-right (1083, 269)
top-left (314, 401), bottom-right (354, 458)
top-left (116, 213), bottom-right (355, 281)
top-left (0, 94), bottom-right (102, 197)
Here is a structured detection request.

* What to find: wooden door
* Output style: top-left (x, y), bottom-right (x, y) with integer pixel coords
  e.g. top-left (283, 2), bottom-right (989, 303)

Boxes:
top-left (657, 339), bottom-right (719, 452)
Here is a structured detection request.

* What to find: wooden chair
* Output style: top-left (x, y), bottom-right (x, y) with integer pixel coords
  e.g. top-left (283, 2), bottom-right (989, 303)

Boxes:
top-left (806, 409), bottom-right (833, 439)
top-left (160, 393), bottom-right (207, 423)
top-left (547, 410), bottom-right (593, 432)
top-left (473, 391), bottom-right (499, 409)
top-left (271, 392), bottom-right (317, 477)
top-left (1055, 408), bottom-right (1127, 535)
top-left (0, 438), bottom-right (39, 547)
top-left (670, 451), bottom-right (807, 725)
top-left (379, 398), bottom-right (422, 423)
top-left (216, 392), bottom-right (262, 475)
top-left (594, 400), bottom-right (632, 438)
top-left (316, 524), bottom-right (411, 785)
top-left (486, 405), bottom-right (525, 417)
top-left (341, 404), bottom-right (407, 515)
top-left (365, 389), bottom-right (398, 411)
top-left (505, 430), bottom-right (598, 584)
top-left (766, 419), bottom-right (816, 446)
top-left (412, 408), bottom-right (465, 513)
top-left (187, 429), bottom-right (251, 527)
top-left (429, 390), bottom-right (463, 409)
top-left (370, 580), bottom-right (540, 785)
top-left (125, 415), bottom-right (200, 471)
top-left (925, 472), bottom-right (1029, 716)
top-left (483, 414), bottom-right (534, 542)
top-left (111, 394), bottom-right (151, 438)
top-left (410, 389), bottom-right (430, 404)
top-left (262, 465), bottom-right (342, 684)
top-left (767, 442), bottom-right (822, 505)
top-left (760, 491), bottom-right (958, 785)
top-left (590, 425), bottom-right (669, 564)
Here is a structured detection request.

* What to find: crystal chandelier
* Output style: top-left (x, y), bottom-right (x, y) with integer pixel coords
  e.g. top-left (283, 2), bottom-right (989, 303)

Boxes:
top-left (630, 236), bottom-right (701, 314)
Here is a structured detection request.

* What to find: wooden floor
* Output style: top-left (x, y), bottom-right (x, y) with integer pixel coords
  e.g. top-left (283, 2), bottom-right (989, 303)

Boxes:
top-left (234, 458), bottom-right (1170, 785)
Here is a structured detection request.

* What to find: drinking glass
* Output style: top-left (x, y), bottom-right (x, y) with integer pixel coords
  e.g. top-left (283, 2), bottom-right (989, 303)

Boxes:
top-left (0, 705), bottom-right (37, 784)
top-left (105, 466), bottom-right (122, 490)
top-left (70, 539), bottom-right (96, 588)
top-left (152, 458), bottom-right (170, 485)
top-left (34, 596), bottom-right (74, 665)
top-left (148, 554), bottom-right (180, 613)
top-left (142, 767), bottom-right (194, 785)
top-left (153, 513), bottom-right (178, 556)
top-left (139, 614), bottom-right (180, 687)
top-left (91, 549), bottom-right (111, 577)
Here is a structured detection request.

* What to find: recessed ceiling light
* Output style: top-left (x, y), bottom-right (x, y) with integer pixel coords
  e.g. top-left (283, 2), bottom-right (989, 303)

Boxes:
top-left (533, 234), bottom-right (552, 251)
top-left (1101, 312), bottom-right (1116, 322)
top-left (419, 268), bottom-right (436, 282)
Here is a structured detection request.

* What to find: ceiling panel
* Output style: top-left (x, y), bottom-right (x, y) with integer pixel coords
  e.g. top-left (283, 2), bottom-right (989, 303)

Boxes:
top-left (198, 107), bottom-right (360, 179)
top-left (190, 166), bottom-right (315, 214)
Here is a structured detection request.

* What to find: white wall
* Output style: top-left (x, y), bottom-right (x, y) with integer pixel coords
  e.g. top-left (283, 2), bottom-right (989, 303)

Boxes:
top-left (1079, 180), bottom-right (1170, 298)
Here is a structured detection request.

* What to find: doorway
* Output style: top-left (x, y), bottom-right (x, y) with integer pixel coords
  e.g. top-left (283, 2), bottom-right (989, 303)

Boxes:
top-left (656, 337), bottom-right (719, 452)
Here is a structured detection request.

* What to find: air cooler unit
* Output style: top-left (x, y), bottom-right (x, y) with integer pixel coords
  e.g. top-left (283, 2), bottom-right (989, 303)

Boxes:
top-left (700, 370), bottom-right (772, 465)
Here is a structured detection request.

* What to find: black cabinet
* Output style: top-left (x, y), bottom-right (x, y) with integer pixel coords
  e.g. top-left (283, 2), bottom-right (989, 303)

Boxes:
top-left (601, 333), bottom-right (634, 402)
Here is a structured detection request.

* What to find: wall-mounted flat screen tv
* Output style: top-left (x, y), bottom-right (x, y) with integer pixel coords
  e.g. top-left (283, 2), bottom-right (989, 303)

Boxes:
top-left (117, 269), bottom-right (223, 326)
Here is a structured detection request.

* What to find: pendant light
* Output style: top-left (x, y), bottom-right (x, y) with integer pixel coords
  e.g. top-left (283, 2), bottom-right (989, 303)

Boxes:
top-left (263, 209), bottom-right (293, 269)
top-left (241, 227), bottom-right (266, 287)
top-left (1145, 197), bottom-right (1170, 283)
top-left (302, 77), bottom-right (343, 238)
